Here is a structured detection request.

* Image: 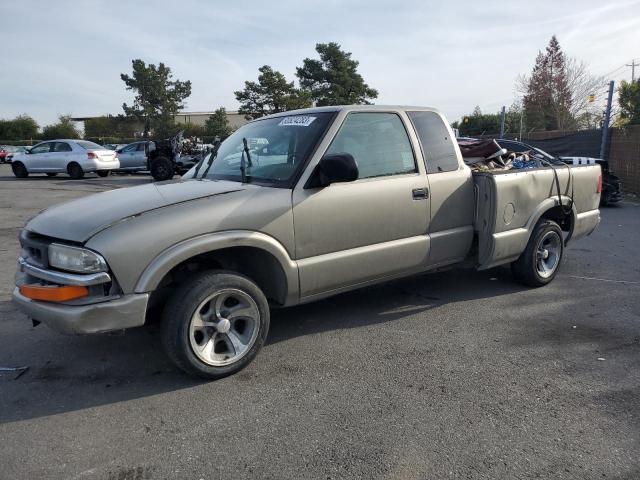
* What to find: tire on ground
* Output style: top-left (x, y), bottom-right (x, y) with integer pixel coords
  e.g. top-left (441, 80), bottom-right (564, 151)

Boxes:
top-left (67, 162), bottom-right (84, 179)
top-left (96, 170), bottom-right (110, 177)
top-left (150, 156), bottom-right (174, 181)
top-left (161, 270), bottom-right (270, 379)
top-left (12, 162), bottom-right (29, 178)
top-left (511, 219), bottom-right (564, 287)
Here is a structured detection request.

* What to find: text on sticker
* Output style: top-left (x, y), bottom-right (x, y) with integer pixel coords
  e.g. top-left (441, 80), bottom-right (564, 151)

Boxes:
top-left (278, 116), bottom-right (316, 127)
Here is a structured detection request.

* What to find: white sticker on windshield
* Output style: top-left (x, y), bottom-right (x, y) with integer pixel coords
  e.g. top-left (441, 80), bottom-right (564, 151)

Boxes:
top-left (278, 116), bottom-right (316, 127)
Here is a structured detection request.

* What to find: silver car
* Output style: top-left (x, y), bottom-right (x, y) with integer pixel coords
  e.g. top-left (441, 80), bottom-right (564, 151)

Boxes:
top-left (115, 141), bottom-right (149, 171)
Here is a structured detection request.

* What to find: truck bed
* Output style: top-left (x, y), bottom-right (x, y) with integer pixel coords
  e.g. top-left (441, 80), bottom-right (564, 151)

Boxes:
top-left (473, 164), bottom-right (601, 269)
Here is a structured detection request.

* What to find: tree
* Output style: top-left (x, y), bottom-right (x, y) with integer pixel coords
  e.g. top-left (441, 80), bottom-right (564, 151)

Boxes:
top-left (121, 59), bottom-right (192, 138)
top-left (41, 115), bottom-right (81, 140)
top-left (0, 115), bottom-right (39, 140)
top-left (84, 115), bottom-right (139, 139)
top-left (518, 37), bottom-right (602, 132)
top-left (235, 65), bottom-right (311, 120)
top-left (296, 42), bottom-right (378, 106)
top-left (618, 80), bottom-right (640, 126)
top-left (520, 36), bottom-right (574, 131)
top-left (204, 107), bottom-right (233, 138)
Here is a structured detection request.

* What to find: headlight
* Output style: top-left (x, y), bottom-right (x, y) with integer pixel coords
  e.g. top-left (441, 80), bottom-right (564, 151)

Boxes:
top-left (48, 244), bottom-right (108, 273)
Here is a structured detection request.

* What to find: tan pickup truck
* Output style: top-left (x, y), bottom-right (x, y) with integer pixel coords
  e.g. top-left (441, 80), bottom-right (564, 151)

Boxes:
top-left (13, 105), bottom-right (602, 378)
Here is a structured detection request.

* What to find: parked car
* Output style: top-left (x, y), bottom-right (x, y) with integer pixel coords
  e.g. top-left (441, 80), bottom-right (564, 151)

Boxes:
top-left (494, 139), bottom-right (621, 206)
top-left (12, 106), bottom-right (602, 379)
top-left (10, 140), bottom-right (119, 179)
top-left (0, 146), bottom-right (10, 163)
top-left (5, 146), bottom-right (31, 163)
top-left (115, 141), bottom-right (149, 171)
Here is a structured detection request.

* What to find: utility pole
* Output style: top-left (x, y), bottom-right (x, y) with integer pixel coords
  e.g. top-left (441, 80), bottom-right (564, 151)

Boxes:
top-left (518, 110), bottom-right (523, 140)
top-left (599, 80), bottom-right (614, 160)
top-left (627, 59), bottom-right (637, 82)
top-left (499, 105), bottom-right (506, 138)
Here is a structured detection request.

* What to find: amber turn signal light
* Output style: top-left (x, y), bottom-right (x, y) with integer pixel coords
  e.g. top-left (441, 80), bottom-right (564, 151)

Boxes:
top-left (20, 284), bottom-right (89, 302)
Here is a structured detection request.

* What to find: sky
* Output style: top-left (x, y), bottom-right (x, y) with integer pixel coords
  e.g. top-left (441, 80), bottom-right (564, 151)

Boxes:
top-left (1, 0), bottom-right (639, 128)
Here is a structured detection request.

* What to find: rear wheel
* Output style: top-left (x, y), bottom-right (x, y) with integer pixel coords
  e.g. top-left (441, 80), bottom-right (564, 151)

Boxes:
top-left (67, 162), bottom-right (84, 179)
top-left (12, 162), bottom-right (28, 178)
top-left (150, 156), bottom-right (174, 181)
top-left (161, 271), bottom-right (270, 379)
top-left (511, 219), bottom-right (563, 287)
top-left (96, 170), bottom-right (110, 177)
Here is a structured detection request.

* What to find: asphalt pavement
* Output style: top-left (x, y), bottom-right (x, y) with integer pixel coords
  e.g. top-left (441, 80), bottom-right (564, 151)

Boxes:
top-left (0, 164), bottom-right (639, 480)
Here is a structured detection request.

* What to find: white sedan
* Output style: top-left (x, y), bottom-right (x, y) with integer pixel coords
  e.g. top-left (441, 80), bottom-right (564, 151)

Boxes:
top-left (11, 140), bottom-right (120, 179)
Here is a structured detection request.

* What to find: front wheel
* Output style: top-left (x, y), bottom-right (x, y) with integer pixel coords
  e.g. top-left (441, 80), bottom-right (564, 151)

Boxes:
top-left (511, 219), bottom-right (564, 287)
top-left (161, 271), bottom-right (270, 379)
top-left (12, 162), bottom-right (29, 178)
top-left (150, 156), bottom-right (174, 181)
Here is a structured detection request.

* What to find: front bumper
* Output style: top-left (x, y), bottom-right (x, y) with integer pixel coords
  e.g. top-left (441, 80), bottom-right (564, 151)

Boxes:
top-left (12, 288), bottom-right (149, 334)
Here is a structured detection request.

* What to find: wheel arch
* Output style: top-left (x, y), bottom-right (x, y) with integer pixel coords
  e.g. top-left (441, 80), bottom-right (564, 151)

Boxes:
top-left (526, 196), bottom-right (576, 240)
top-left (136, 231), bottom-right (299, 307)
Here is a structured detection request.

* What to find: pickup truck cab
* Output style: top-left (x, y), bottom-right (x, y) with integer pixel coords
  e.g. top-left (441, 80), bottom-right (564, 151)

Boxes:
top-left (12, 106), bottom-right (602, 378)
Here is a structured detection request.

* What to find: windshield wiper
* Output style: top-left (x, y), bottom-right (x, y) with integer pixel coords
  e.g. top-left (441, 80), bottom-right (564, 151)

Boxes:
top-left (196, 140), bottom-right (221, 179)
top-left (240, 137), bottom-right (253, 184)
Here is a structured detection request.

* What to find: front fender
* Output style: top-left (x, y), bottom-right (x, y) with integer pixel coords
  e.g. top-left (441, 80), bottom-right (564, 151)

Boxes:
top-left (134, 230), bottom-right (300, 305)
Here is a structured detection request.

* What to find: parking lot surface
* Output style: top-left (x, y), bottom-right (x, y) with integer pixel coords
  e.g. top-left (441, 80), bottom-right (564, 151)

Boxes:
top-left (1, 164), bottom-right (639, 480)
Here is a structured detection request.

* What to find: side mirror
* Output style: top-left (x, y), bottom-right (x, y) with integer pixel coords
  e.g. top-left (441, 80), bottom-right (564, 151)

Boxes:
top-left (306, 153), bottom-right (358, 188)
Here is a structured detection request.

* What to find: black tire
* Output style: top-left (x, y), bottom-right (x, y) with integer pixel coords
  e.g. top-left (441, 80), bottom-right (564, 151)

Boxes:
top-left (150, 156), bottom-right (174, 181)
top-left (67, 162), bottom-right (84, 179)
top-left (11, 162), bottom-right (28, 178)
top-left (161, 270), bottom-right (270, 379)
top-left (511, 219), bottom-right (564, 287)
top-left (46, 173), bottom-right (58, 177)
top-left (96, 170), bottom-right (110, 177)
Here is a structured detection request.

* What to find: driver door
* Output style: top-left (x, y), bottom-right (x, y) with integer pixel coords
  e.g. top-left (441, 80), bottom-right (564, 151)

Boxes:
top-left (27, 142), bottom-right (53, 170)
top-left (292, 111), bottom-right (431, 300)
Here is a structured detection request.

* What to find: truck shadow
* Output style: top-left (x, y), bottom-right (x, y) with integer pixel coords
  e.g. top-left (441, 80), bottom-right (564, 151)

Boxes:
top-left (0, 266), bottom-right (523, 424)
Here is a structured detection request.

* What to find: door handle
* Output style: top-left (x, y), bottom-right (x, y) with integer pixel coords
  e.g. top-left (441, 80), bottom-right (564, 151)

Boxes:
top-left (412, 188), bottom-right (429, 200)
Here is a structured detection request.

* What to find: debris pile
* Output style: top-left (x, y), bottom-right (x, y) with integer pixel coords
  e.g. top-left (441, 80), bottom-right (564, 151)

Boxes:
top-left (457, 138), bottom-right (539, 172)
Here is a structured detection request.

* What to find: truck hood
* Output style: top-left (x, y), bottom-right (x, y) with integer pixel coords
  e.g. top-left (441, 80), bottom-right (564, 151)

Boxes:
top-left (26, 179), bottom-right (243, 243)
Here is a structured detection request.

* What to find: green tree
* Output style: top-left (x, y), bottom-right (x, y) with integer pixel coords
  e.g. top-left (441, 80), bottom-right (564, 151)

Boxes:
top-left (235, 65), bottom-right (311, 120)
top-left (204, 107), bottom-right (233, 138)
top-left (521, 36), bottom-right (573, 131)
top-left (84, 115), bottom-right (139, 138)
top-left (618, 80), bottom-right (640, 125)
top-left (0, 114), bottom-right (39, 140)
top-left (296, 42), bottom-right (378, 106)
top-left (41, 115), bottom-right (81, 140)
top-left (121, 59), bottom-right (192, 138)
top-left (179, 122), bottom-right (205, 138)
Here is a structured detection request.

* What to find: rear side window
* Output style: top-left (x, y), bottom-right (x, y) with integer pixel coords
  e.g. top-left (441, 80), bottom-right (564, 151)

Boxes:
top-left (408, 111), bottom-right (459, 173)
top-left (76, 140), bottom-right (103, 150)
top-left (53, 142), bottom-right (72, 152)
top-left (326, 112), bottom-right (416, 179)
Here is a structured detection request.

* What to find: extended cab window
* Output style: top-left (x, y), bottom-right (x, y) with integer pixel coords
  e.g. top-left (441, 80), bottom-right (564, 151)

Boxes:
top-left (326, 112), bottom-right (416, 179)
top-left (408, 111), bottom-right (459, 173)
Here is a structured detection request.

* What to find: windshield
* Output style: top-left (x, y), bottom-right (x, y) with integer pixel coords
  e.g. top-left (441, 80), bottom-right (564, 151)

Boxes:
top-left (200, 112), bottom-right (334, 187)
top-left (76, 140), bottom-right (104, 150)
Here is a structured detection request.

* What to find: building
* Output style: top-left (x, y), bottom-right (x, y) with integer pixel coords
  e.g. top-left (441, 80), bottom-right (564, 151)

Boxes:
top-left (175, 111), bottom-right (247, 129)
